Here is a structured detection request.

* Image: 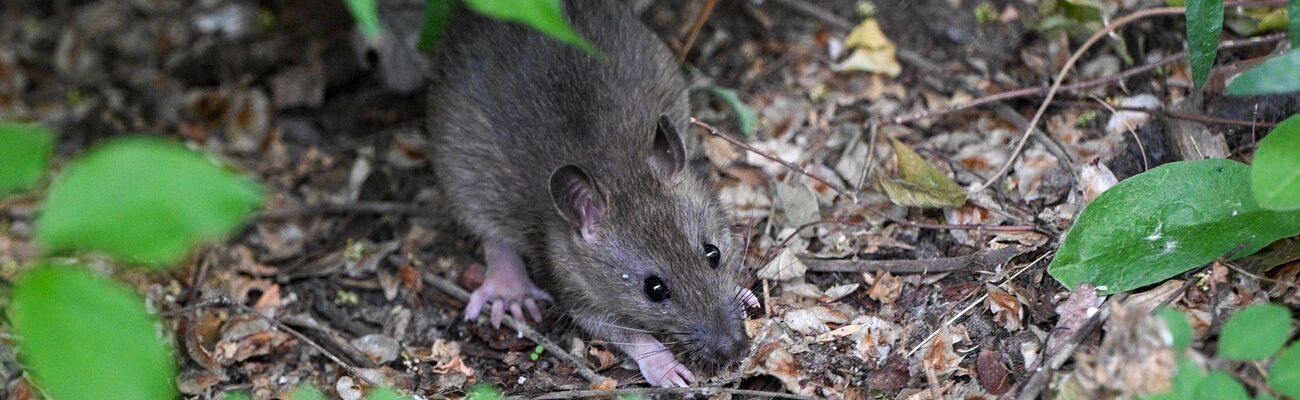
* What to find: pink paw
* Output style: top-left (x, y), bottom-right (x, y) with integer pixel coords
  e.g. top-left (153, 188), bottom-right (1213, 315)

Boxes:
top-left (637, 350), bottom-right (696, 388)
top-left (464, 277), bottom-right (552, 328)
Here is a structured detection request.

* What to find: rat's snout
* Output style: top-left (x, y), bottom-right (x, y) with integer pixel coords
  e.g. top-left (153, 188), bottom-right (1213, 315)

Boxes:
top-left (691, 323), bottom-right (751, 365)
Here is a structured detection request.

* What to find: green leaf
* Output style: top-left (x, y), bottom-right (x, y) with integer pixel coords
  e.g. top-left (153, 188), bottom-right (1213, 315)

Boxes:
top-left (467, 383), bottom-right (505, 400)
top-left (1158, 307), bottom-right (1193, 350)
top-left (1252, 114), bottom-right (1300, 210)
top-left (1291, 0), bottom-right (1299, 47)
top-left (1269, 341), bottom-right (1300, 398)
top-left (364, 386), bottom-right (407, 400)
top-left (878, 139), bottom-right (967, 208)
top-left (1048, 159), bottom-right (1300, 294)
top-left (1185, 0), bottom-right (1224, 89)
top-left (1198, 370), bottom-right (1250, 400)
top-left (1220, 303), bottom-right (1292, 361)
top-left (36, 137), bottom-right (263, 267)
top-left (418, 0), bottom-right (454, 52)
top-left (344, 0), bottom-right (382, 42)
top-left (291, 384), bottom-right (327, 400)
top-left (11, 265), bottom-right (177, 400)
top-left (696, 86), bottom-right (758, 137)
top-left (0, 121), bottom-right (56, 196)
top-left (462, 0), bottom-right (599, 56)
top-left (1228, 50), bottom-right (1300, 95)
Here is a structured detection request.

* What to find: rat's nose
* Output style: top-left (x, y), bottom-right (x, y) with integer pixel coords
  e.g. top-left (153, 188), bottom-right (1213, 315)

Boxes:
top-left (695, 325), bottom-right (751, 363)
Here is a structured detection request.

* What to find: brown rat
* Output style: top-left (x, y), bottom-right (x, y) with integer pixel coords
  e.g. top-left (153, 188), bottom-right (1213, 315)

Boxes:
top-left (426, 0), bottom-right (757, 387)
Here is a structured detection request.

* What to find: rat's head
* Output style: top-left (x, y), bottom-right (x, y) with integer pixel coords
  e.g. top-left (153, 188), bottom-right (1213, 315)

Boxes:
top-left (546, 115), bottom-right (752, 369)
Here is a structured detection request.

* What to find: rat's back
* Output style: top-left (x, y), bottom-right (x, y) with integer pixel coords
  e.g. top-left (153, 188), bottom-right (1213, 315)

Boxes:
top-left (427, 0), bottom-right (689, 252)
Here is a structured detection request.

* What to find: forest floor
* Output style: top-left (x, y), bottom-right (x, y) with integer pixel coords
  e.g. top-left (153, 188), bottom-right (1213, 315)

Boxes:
top-left (1, 0), bottom-right (1299, 399)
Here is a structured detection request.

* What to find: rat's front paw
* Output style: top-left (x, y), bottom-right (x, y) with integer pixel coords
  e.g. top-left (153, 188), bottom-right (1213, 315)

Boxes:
top-left (464, 275), bottom-right (553, 328)
top-left (636, 351), bottom-right (696, 388)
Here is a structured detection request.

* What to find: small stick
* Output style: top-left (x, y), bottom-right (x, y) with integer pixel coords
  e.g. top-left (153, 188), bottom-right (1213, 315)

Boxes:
top-left (974, 6), bottom-right (1186, 193)
top-left (691, 117), bottom-right (856, 202)
top-left (515, 386), bottom-right (815, 400)
top-left (255, 201), bottom-right (442, 221)
top-left (422, 273), bottom-right (610, 385)
top-left (1055, 101), bottom-right (1282, 128)
top-left (799, 246), bottom-right (1028, 274)
top-left (760, 218), bottom-right (1040, 268)
top-left (677, 0), bottom-right (719, 63)
top-left (879, 32), bottom-right (1288, 127)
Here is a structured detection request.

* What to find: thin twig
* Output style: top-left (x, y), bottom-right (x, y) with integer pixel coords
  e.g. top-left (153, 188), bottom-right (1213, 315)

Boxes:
top-left (421, 273), bottom-right (610, 385)
top-left (1057, 101), bottom-right (1282, 128)
top-left (515, 386), bottom-right (815, 400)
top-left (1014, 293), bottom-right (1128, 400)
top-left (761, 218), bottom-right (1040, 268)
top-left (800, 246), bottom-right (1028, 274)
top-left (767, 0), bottom-right (854, 30)
top-left (677, 0), bottom-right (719, 63)
top-left (975, 6), bottom-right (1186, 193)
top-left (879, 32), bottom-right (1288, 126)
top-left (906, 251), bottom-right (1051, 358)
top-left (691, 117), bottom-right (856, 202)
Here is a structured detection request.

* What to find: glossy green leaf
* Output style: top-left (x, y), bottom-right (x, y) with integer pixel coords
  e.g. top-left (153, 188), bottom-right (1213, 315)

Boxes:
top-left (364, 386), bottom-right (407, 400)
top-left (1185, 0), bottom-right (1224, 88)
top-left (0, 121), bottom-right (56, 196)
top-left (418, 0), bottom-right (454, 52)
top-left (467, 383), bottom-right (505, 400)
top-left (291, 384), bottom-right (327, 400)
top-left (1198, 370), bottom-right (1250, 400)
top-left (696, 86), bottom-right (758, 137)
top-left (1220, 303), bottom-right (1292, 360)
top-left (1158, 307), bottom-right (1193, 350)
top-left (12, 265), bottom-right (177, 400)
top-left (463, 0), bottom-right (598, 56)
top-left (1252, 115), bottom-right (1300, 210)
top-left (344, 0), bottom-right (382, 42)
top-left (1048, 159), bottom-right (1300, 294)
top-left (36, 138), bottom-right (263, 266)
top-left (1269, 341), bottom-right (1300, 398)
top-left (1228, 50), bottom-right (1300, 95)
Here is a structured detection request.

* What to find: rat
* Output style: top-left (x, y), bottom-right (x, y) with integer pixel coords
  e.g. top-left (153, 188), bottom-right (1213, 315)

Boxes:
top-left (426, 0), bottom-right (759, 388)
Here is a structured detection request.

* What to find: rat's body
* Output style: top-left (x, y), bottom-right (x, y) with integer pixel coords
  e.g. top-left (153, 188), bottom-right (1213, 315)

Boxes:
top-left (427, 0), bottom-right (756, 387)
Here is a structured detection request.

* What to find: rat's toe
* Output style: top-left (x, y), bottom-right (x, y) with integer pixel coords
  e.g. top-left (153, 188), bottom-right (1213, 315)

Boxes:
top-left (525, 298), bottom-right (543, 322)
top-left (490, 300), bottom-right (506, 328)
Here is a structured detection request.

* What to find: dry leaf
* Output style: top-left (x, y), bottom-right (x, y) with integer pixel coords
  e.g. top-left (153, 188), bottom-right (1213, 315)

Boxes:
top-left (832, 19), bottom-right (902, 77)
top-left (867, 270), bottom-right (903, 304)
top-left (985, 284), bottom-right (1024, 331)
top-left (879, 139), bottom-right (966, 208)
top-left (757, 249), bottom-right (808, 281)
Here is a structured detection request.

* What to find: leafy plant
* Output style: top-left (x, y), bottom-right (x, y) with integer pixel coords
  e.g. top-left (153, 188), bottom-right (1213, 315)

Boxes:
top-left (0, 121), bottom-right (56, 197)
top-left (1185, 0), bottom-right (1224, 88)
top-left (11, 265), bottom-right (178, 400)
top-left (1250, 115), bottom-right (1300, 210)
top-left (1149, 304), bottom-right (1299, 399)
top-left (1048, 159), bottom-right (1300, 294)
top-left (36, 138), bottom-right (263, 266)
top-left (1184, 0), bottom-right (1300, 94)
top-left (345, 0), bottom-right (598, 55)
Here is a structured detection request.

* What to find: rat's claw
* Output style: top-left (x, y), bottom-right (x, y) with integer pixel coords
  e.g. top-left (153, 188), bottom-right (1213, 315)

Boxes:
top-left (490, 300), bottom-right (506, 328)
top-left (524, 298), bottom-right (542, 322)
top-left (739, 287), bottom-right (760, 308)
top-left (465, 290), bottom-right (487, 321)
top-left (510, 302), bottom-right (526, 324)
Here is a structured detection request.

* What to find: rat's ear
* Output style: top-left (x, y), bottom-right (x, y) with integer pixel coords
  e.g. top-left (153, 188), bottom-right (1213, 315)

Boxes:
top-left (549, 165), bottom-right (607, 240)
top-left (648, 114), bottom-right (686, 178)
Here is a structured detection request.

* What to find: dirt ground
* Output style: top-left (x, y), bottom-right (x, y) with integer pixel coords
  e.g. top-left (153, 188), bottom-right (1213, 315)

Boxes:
top-left (2, 0), bottom-right (1299, 399)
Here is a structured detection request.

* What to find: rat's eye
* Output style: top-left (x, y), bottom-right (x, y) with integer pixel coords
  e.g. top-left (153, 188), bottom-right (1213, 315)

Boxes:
top-left (644, 276), bottom-right (670, 302)
top-left (703, 244), bottom-right (721, 268)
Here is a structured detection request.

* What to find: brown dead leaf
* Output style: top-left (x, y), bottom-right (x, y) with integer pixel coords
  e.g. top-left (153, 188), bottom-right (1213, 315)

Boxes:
top-left (1046, 283), bottom-right (1101, 358)
top-left (588, 345), bottom-right (620, 369)
top-left (867, 270), bottom-right (903, 304)
top-left (921, 325), bottom-right (965, 380)
top-left (1080, 162), bottom-right (1118, 204)
top-left (854, 316), bottom-right (902, 366)
top-left (975, 350), bottom-right (1013, 395)
top-left (832, 19), bottom-right (901, 77)
top-left (985, 284), bottom-right (1023, 331)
